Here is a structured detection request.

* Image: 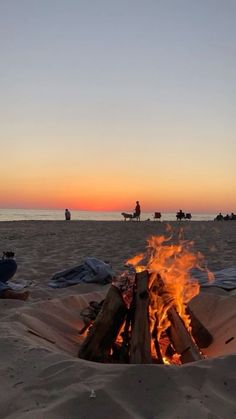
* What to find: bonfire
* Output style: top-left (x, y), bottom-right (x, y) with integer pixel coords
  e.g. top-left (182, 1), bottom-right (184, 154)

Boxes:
top-left (78, 228), bottom-right (213, 365)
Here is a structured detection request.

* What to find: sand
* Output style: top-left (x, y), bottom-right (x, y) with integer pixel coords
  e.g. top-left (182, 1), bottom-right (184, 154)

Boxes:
top-left (0, 220), bottom-right (236, 419)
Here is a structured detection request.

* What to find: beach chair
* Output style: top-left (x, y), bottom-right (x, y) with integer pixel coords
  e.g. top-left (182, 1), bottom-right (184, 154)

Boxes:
top-left (154, 212), bottom-right (161, 221)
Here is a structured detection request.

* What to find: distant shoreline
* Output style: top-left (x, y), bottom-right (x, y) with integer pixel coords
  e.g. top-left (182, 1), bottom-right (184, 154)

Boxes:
top-left (0, 208), bottom-right (217, 222)
top-left (0, 219), bottom-right (216, 223)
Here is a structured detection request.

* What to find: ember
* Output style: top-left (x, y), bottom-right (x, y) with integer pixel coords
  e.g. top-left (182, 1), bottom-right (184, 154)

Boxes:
top-left (78, 230), bottom-right (213, 365)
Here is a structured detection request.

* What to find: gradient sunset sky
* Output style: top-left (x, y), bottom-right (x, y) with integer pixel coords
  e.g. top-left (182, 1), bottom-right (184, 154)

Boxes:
top-left (1, 1), bottom-right (235, 213)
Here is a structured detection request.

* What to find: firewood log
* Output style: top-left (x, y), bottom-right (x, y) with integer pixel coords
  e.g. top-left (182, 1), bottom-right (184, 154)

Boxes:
top-left (78, 285), bottom-right (127, 362)
top-left (130, 271), bottom-right (152, 364)
top-left (154, 274), bottom-right (203, 363)
top-left (151, 314), bottom-right (164, 364)
top-left (167, 307), bottom-right (203, 363)
top-left (186, 306), bottom-right (213, 348)
top-left (149, 274), bottom-right (213, 349)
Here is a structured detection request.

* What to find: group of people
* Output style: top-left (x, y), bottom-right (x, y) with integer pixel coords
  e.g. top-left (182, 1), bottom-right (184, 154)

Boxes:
top-left (176, 210), bottom-right (192, 220)
top-left (215, 212), bottom-right (236, 221)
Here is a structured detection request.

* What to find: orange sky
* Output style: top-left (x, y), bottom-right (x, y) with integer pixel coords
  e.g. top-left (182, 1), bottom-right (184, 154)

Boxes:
top-left (1, 2), bottom-right (235, 213)
top-left (0, 164), bottom-right (235, 213)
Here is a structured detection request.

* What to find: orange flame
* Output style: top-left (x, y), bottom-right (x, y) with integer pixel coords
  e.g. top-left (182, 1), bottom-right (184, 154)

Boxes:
top-left (83, 228), bottom-right (213, 365)
top-left (126, 231), bottom-right (210, 336)
top-left (125, 230), bottom-right (213, 363)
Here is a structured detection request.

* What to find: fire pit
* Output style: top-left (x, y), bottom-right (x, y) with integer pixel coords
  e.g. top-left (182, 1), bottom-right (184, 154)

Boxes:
top-left (78, 232), bottom-right (213, 365)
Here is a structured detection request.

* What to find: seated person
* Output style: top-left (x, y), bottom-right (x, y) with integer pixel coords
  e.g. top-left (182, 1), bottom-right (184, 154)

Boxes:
top-left (215, 212), bottom-right (224, 221)
top-left (0, 252), bottom-right (29, 300)
top-left (176, 209), bottom-right (185, 220)
top-left (65, 208), bottom-right (71, 220)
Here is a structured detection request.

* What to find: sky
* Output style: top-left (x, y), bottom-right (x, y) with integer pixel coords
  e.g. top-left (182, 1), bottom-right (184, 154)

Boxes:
top-left (0, 0), bottom-right (235, 213)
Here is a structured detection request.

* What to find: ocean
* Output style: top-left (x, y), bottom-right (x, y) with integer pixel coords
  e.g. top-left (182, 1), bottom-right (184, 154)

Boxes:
top-left (0, 209), bottom-right (216, 222)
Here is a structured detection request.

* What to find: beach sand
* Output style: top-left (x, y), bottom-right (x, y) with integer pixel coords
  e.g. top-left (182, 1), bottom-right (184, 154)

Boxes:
top-left (0, 220), bottom-right (236, 419)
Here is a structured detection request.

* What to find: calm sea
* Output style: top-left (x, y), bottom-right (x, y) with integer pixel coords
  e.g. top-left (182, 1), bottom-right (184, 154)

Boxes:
top-left (0, 209), bottom-right (215, 222)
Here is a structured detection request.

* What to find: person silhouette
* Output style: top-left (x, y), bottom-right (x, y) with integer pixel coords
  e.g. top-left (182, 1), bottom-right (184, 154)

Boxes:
top-left (133, 201), bottom-right (141, 221)
top-left (215, 212), bottom-right (224, 221)
top-left (176, 209), bottom-right (185, 220)
top-left (65, 208), bottom-right (71, 221)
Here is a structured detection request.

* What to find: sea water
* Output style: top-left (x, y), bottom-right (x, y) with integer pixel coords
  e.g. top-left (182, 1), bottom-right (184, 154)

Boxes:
top-left (0, 208), bottom-right (215, 222)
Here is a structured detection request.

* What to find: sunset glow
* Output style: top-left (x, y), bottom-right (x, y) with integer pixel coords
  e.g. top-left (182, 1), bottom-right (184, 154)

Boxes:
top-left (1, 1), bottom-right (235, 213)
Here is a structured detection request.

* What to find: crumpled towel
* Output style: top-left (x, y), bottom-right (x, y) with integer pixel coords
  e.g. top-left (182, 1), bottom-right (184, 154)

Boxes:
top-left (48, 257), bottom-right (115, 288)
top-left (192, 267), bottom-right (236, 290)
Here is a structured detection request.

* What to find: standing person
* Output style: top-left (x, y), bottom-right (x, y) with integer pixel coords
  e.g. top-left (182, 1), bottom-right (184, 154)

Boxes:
top-left (0, 252), bottom-right (29, 300)
top-left (65, 208), bottom-right (71, 220)
top-left (134, 201), bottom-right (141, 221)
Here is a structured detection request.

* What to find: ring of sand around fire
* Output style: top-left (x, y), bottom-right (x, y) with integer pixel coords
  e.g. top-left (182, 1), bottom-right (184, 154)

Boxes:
top-left (11, 289), bottom-right (236, 364)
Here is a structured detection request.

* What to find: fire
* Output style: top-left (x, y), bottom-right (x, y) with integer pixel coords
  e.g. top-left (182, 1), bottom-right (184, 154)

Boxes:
top-left (126, 232), bottom-right (203, 327)
top-left (79, 227), bottom-right (213, 366)
top-left (125, 229), bottom-right (209, 363)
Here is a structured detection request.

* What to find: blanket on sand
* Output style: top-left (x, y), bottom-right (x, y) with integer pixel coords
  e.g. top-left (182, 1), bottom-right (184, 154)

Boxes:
top-left (48, 257), bottom-right (115, 288)
top-left (48, 258), bottom-right (236, 290)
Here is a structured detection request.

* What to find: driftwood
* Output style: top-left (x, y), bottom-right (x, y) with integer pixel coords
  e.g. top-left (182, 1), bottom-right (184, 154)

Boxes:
top-left (130, 271), bottom-right (152, 364)
top-left (78, 285), bottom-right (127, 362)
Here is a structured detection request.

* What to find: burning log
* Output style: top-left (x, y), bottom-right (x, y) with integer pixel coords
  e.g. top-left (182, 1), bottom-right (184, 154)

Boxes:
top-left (78, 271), bottom-right (210, 365)
top-left (78, 285), bottom-right (127, 362)
top-left (117, 309), bottom-right (133, 363)
top-left (149, 273), bottom-right (212, 351)
top-left (151, 313), bottom-right (164, 364)
top-left (167, 308), bottom-right (203, 363)
top-left (153, 274), bottom-right (203, 363)
top-left (130, 271), bottom-right (152, 364)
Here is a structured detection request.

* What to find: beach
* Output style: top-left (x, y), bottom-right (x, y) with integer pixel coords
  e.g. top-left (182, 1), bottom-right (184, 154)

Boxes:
top-left (0, 220), bottom-right (236, 418)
